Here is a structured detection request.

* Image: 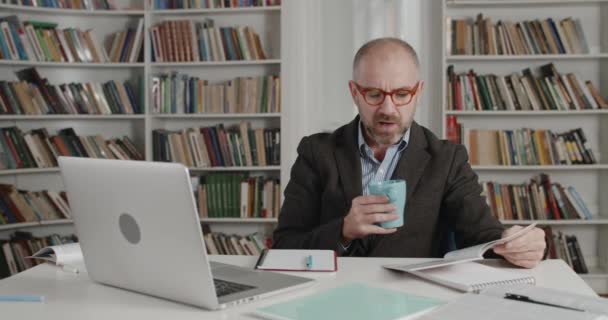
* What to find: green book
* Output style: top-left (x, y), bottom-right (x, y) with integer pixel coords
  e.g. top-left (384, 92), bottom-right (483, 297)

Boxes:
top-left (25, 21), bottom-right (58, 29)
top-left (256, 283), bottom-right (444, 320)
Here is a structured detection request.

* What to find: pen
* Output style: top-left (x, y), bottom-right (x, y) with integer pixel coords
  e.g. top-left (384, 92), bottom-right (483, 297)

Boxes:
top-left (504, 293), bottom-right (584, 312)
top-left (0, 295), bottom-right (45, 303)
top-left (305, 255), bottom-right (314, 270)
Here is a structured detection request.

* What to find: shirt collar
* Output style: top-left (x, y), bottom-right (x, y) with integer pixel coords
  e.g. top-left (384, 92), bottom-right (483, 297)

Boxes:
top-left (357, 120), bottom-right (410, 157)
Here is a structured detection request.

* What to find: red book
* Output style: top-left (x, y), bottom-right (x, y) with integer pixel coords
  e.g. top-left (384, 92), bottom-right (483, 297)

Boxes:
top-left (446, 115), bottom-right (459, 144)
top-left (540, 174), bottom-right (561, 220)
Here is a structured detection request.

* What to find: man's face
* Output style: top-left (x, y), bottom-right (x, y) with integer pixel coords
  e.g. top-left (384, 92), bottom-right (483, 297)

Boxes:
top-left (349, 49), bottom-right (423, 147)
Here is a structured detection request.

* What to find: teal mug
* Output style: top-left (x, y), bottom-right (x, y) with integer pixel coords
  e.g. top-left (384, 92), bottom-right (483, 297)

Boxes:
top-left (368, 180), bottom-right (406, 228)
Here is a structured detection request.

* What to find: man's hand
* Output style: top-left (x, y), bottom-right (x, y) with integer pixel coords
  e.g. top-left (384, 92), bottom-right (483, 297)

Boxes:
top-left (493, 226), bottom-right (546, 269)
top-left (341, 195), bottom-right (399, 243)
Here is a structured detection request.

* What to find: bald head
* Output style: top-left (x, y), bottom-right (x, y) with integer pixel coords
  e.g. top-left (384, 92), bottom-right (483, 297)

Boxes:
top-left (352, 38), bottom-right (419, 80)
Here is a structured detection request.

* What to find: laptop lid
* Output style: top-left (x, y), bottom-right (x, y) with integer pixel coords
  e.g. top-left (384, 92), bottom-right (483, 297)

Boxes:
top-left (59, 157), bottom-right (220, 309)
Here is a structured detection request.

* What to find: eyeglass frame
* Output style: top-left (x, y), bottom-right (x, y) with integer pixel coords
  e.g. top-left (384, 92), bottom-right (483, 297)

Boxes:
top-left (350, 81), bottom-right (421, 106)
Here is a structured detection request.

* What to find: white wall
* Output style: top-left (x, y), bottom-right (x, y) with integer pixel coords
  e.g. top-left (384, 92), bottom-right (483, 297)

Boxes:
top-left (282, 0), bottom-right (443, 185)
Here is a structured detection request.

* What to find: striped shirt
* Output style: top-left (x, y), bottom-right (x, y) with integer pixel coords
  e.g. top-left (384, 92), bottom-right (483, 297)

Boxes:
top-left (358, 121), bottom-right (410, 195)
top-left (339, 122), bottom-right (411, 253)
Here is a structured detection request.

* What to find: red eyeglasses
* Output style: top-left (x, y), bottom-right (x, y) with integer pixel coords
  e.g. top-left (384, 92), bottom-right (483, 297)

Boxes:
top-left (352, 81), bottom-right (421, 106)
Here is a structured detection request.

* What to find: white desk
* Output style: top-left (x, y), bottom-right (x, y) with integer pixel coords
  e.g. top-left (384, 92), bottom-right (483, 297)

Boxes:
top-left (0, 257), bottom-right (597, 319)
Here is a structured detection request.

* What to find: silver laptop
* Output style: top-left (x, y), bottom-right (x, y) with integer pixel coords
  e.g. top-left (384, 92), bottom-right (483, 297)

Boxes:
top-left (58, 157), bottom-right (313, 310)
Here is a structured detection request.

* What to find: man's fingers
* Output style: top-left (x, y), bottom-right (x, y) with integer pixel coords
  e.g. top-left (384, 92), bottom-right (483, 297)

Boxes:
top-left (506, 258), bottom-right (540, 269)
top-left (365, 225), bottom-right (397, 235)
top-left (354, 195), bottom-right (389, 205)
top-left (494, 241), bottom-right (545, 254)
top-left (499, 250), bottom-right (544, 261)
top-left (360, 204), bottom-right (396, 215)
top-left (364, 213), bottom-right (399, 224)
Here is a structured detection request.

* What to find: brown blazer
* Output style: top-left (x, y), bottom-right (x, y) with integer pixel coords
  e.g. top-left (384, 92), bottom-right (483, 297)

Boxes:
top-left (273, 116), bottom-right (504, 257)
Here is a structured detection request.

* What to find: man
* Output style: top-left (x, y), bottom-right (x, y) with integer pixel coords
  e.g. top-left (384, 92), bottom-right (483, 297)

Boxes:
top-left (273, 38), bottom-right (546, 268)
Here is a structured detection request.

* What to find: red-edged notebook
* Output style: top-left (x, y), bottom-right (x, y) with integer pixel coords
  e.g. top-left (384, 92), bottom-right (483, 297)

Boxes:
top-left (254, 249), bottom-right (337, 272)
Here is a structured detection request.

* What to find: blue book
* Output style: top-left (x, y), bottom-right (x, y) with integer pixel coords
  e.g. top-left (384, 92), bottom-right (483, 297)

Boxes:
top-left (170, 73), bottom-right (177, 114)
top-left (208, 127), bottom-right (225, 166)
top-left (256, 283), bottom-right (444, 320)
top-left (0, 197), bottom-right (18, 224)
top-left (567, 186), bottom-right (593, 220)
top-left (221, 27), bottom-right (236, 60)
top-left (0, 131), bottom-right (17, 169)
top-left (118, 29), bottom-right (134, 63)
top-left (0, 27), bottom-right (11, 59)
top-left (547, 18), bottom-right (566, 54)
top-left (198, 32), bottom-right (207, 61)
top-left (2, 18), bottom-right (27, 60)
top-left (123, 81), bottom-right (140, 114)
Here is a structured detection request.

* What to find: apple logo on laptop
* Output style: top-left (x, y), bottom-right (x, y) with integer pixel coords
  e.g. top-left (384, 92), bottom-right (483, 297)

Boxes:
top-left (119, 213), bottom-right (141, 244)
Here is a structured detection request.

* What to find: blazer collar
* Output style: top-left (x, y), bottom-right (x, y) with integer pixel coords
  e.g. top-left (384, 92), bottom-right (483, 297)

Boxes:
top-left (391, 121), bottom-right (430, 203)
top-left (334, 116), bottom-right (363, 204)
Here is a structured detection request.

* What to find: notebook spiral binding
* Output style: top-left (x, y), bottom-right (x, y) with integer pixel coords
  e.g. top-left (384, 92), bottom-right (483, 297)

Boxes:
top-left (471, 276), bottom-right (536, 293)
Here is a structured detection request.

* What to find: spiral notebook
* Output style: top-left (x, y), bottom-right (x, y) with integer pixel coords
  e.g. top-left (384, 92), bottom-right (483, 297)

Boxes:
top-left (385, 262), bottom-right (535, 293)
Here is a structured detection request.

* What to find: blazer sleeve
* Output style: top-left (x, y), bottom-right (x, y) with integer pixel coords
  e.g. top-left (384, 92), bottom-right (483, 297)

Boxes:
top-left (441, 144), bottom-right (505, 253)
top-left (272, 136), bottom-right (345, 251)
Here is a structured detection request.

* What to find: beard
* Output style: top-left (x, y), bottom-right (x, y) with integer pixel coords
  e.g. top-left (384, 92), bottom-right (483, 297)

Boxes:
top-left (363, 114), bottom-right (409, 146)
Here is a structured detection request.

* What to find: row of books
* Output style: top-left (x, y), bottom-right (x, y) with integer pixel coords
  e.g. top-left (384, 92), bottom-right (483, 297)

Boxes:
top-left (1, 0), bottom-right (120, 10)
top-left (543, 227), bottom-right (588, 274)
top-left (0, 126), bottom-right (143, 170)
top-left (0, 16), bottom-right (114, 63)
top-left (149, 19), bottom-right (267, 62)
top-left (151, 74), bottom-right (280, 114)
top-left (105, 18), bottom-right (144, 63)
top-left (153, 0), bottom-right (281, 9)
top-left (465, 127), bottom-right (596, 166)
top-left (196, 174), bottom-right (279, 219)
top-left (152, 123), bottom-right (280, 168)
top-left (446, 64), bottom-right (608, 111)
top-left (0, 184), bottom-right (71, 224)
top-left (202, 224), bottom-right (269, 255)
top-left (0, 232), bottom-right (77, 279)
top-left (203, 231), bottom-right (267, 256)
top-left (483, 174), bottom-right (592, 221)
top-left (448, 15), bottom-right (589, 55)
top-left (1, 68), bottom-right (141, 115)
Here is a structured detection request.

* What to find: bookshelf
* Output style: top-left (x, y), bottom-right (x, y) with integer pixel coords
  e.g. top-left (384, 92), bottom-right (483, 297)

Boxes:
top-left (0, 1), bottom-right (283, 254)
top-left (442, 0), bottom-right (608, 293)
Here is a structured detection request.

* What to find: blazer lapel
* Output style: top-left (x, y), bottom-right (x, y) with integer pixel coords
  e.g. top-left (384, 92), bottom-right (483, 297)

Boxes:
top-left (334, 117), bottom-right (363, 203)
top-left (391, 122), bottom-right (430, 203)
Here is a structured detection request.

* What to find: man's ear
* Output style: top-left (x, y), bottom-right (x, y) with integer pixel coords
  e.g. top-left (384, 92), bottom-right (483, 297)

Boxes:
top-left (348, 81), bottom-right (358, 100)
top-left (415, 80), bottom-right (425, 103)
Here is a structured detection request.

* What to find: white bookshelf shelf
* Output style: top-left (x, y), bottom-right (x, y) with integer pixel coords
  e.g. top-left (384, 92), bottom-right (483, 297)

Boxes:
top-left (152, 113), bottom-right (280, 119)
top-left (445, 110), bottom-right (608, 116)
top-left (0, 219), bottom-right (72, 231)
top-left (501, 219), bottom-right (608, 225)
top-left (0, 168), bottom-right (60, 175)
top-left (580, 266), bottom-right (608, 279)
top-left (150, 59), bottom-right (281, 67)
top-left (0, 218), bottom-right (278, 231)
top-left (447, 54), bottom-right (608, 61)
top-left (0, 115), bottom-right (146, 120)
top-left (151, 6), bottom-right (281, 15)
top-left (188, 166), bottom-right (280, 172)
top-left (447, 0), bottom-right (608, 7)
top-left (200, 218), bottom-right (277, 223)
top-left (471, 165), bottom-right (608, 171)
top-left (0, 60), bottom-right (144, 68)
top-left (0, 4), bottom-right (145, 15)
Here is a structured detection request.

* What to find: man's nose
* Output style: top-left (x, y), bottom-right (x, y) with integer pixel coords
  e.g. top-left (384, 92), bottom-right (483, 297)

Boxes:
top-left (378, 95), bottom-right (398, 115)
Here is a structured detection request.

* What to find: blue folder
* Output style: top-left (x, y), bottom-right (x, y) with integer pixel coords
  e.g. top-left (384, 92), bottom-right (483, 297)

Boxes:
top-left (256, 282), bottom-right (444, 320)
